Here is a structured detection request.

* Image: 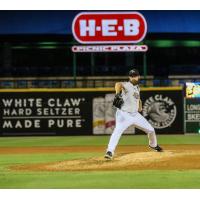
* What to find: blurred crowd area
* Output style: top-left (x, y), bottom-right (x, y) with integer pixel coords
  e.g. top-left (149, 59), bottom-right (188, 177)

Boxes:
top-left (0, 34), bottom-right (200, 88)
top-left (0, 76), bottom-right (198, 88)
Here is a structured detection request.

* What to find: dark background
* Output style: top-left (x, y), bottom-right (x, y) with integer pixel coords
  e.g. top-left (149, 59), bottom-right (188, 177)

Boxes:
top-left (0, 11), bottom-right (200, 78)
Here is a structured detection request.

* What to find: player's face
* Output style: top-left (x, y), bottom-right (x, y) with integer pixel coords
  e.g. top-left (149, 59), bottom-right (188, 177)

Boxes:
top-left (129, 75), bottom-right (140, 85)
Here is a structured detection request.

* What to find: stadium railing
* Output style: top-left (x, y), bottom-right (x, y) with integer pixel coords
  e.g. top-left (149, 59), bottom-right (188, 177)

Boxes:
top-left (0, 75), bottom-right (199, 88)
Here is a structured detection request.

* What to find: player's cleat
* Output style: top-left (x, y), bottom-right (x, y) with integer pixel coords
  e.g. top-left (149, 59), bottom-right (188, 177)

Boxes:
top-left (149, 145), bottom-right (163, 152)
top-left (104, 151), bottom-right (113, 160)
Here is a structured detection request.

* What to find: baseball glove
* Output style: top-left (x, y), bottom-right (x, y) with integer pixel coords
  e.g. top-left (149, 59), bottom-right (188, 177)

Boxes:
top-left (113, 93), bottom-right (124, 109)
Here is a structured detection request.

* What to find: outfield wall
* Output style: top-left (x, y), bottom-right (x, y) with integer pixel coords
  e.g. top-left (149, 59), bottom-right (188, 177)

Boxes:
top-left (0, 87), bottom-right (184, 136)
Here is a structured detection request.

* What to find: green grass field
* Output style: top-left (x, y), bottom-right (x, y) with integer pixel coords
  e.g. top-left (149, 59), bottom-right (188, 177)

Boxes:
top-left (0, 135), bottom-right (200, 189)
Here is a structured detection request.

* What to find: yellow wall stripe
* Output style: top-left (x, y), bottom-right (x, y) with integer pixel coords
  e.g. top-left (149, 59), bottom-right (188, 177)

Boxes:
top-left (0, 86), bottom-right (183, 93)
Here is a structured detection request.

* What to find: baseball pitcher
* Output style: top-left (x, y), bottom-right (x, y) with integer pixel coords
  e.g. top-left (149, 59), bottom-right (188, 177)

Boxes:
top-left (104, 69), bottom-right (163, 160)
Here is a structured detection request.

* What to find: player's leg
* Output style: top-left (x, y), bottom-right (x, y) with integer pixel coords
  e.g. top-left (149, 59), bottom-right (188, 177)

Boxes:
top-left (106, 110), bottom-right (133, 156)
top-left (132, 112), bottom-right (161, 150)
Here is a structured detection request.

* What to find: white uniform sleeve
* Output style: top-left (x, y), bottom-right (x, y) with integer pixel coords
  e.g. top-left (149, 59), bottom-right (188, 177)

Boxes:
top-left (121, 82), bottom-right (129, 91)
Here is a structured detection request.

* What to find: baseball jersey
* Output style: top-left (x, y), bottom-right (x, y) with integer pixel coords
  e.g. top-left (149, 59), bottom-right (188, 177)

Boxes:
top-left (120, 81), bottom-right (140, 113)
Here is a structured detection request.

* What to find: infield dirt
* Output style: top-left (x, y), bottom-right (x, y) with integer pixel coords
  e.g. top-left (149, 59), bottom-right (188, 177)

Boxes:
top-left (6, 144), bottom-right (200, 171)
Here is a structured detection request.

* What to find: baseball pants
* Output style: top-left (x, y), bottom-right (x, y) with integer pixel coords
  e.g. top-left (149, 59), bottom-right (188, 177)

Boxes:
top-left (107, 109), bottom-right (157, 154)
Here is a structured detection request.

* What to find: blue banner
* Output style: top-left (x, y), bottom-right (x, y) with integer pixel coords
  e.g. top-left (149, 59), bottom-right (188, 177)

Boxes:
top-left (0, 11), bottom-right (200, 34)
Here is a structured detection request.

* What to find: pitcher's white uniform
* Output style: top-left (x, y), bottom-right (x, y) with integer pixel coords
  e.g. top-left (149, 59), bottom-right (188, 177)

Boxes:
top-left (107, 81), bottom-right (157, 154)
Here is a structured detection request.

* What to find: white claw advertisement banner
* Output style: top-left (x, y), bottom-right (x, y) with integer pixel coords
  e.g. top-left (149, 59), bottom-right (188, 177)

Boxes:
top-left (0, 89), bottom-right (183, 136)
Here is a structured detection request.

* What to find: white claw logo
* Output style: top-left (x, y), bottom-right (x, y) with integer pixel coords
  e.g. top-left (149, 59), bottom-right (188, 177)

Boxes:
top-left (142, 95), bottom-right (177, 129)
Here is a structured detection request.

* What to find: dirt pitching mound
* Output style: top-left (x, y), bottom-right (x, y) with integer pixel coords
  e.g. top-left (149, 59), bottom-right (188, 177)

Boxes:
top-left (10, 147), bottom-right (200, 171)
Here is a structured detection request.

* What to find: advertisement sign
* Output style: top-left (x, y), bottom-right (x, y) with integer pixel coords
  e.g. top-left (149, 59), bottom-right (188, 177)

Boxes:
top-left (72, 45), bottom-right (148, 52)
top-left (141, 90), bottom-right (184, 134)
top-left (186, 82), bottom-right (200, 98)
top-left (0, 88), bottom-right (184, 136)
top-left (184, 98), bottom-right (200, 133)
top-left (0, 92), bottom-right (92, 136)
top-left (72, 12), bottom-right (147, 44)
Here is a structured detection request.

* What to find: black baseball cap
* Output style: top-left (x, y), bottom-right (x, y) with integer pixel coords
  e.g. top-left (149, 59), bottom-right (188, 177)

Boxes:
top-left (128, 69), bottom-right (140, 77)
